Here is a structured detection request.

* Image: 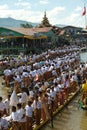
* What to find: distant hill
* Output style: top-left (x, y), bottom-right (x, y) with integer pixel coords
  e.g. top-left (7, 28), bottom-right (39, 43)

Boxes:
top-left (0, 17), bottom-right (39, 27)
top-left (55, 24), bottom-right (67, 28)
top-left (0, 17), bottom-right (68, 28)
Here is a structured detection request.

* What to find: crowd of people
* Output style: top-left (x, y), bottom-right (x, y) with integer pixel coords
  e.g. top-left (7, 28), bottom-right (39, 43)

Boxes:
top-left (0, 45), bottom-right (87, 130)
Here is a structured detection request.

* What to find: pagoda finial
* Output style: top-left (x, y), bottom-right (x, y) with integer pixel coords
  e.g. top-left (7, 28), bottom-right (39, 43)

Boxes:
top-left (44, 10), bottom-right (47, 18)
top-left (39, 11), bottom-right (52, 27)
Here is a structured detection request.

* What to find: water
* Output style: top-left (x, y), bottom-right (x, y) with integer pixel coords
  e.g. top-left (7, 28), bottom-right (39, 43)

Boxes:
top-left (42, 93), bottom-right (87, 130)
top-left (80, 52), bottom-right (87, 62)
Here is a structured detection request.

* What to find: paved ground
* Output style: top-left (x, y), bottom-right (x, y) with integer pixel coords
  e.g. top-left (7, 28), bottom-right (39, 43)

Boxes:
top-left (42, 93), bottom-right (87, 130)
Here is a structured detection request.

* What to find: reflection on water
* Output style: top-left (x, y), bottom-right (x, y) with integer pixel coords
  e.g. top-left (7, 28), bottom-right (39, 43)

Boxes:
top-left (80, 52), bottom-right (87, 62)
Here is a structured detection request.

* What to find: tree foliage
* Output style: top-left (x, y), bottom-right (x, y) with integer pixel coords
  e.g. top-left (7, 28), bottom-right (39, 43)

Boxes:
top-left (21, 23), bottom-right (33, 28)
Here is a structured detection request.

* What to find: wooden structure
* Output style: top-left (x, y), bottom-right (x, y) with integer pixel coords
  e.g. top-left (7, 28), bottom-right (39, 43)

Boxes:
top-left (0, 27), bottom-right (55, 55)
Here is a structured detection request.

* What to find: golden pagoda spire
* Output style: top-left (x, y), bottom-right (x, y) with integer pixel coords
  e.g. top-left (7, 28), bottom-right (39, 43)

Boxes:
top-left (39, 11), bottom-right (51, 27)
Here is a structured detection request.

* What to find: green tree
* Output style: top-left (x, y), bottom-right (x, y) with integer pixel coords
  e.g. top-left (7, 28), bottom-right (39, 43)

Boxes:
top-left (21, 23), bottom-right (33, 28)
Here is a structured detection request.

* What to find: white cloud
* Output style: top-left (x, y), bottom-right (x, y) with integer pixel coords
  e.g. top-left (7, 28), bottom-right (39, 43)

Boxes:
top-left (48, 7), bottom-right (66, 17)
top-left (39, 0), bottom-right (49, 5)
top-left (75, 6), bottom-right (82, 12)
top-left (47, 6), bottom-right (84, 27)
top-left (0, 4), bottom-right (9, 10)
top-left (61, 12), bottom-right (83, 27)
top-left (45, 6), bottom-right (66, 25)
top-left (18, 0), bottom-right (23, 2)
top-left (0, 8), bottom-right (43, 23)
top-left (0, 4), bottom-right (84, 27)
top-left (14, 1), bottom-right (31, 9)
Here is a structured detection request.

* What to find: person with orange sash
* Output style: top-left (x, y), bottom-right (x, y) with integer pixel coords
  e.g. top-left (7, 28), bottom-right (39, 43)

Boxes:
top-left (17, 103), bottom-right (26, 130)
top-left (5, 106), bottom-right (19, 130)
top-left (22, 70), bottom-right (30, 89)
top-left (39, 91), bottom-right (51, 121)
top-left (32, 95), bottom-right (42, 125)
top-left (4, 68), bottom-right (12, 87)
top-left (25, 100), bottom-right (33, 130)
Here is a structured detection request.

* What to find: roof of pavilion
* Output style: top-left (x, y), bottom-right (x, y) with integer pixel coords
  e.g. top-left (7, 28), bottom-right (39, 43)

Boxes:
top-left (6, 27), bottom-right (52, 36)
top-left (0, 27), bottom-right (53, 39)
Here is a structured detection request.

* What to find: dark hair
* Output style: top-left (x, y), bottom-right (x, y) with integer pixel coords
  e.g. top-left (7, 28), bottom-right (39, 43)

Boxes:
top-left (8, 95), bottom-right (11, 99)
top-left (0, 97), bottom-right (2, 101)
top-left (66, 75), bottom-right (69, 80)
top-left (17, 103), bottom-right (22, 108)
top-left (28, 100), bottom-right (32, 105)
top-left (12, 106), bottom-right (16, 112)
top-left (35, 95), bottom-right (38, 99)
top-left (55, 82), bottom-right (58, 86)
top-left (83, 80), bottom-right (86, 84)
top-left (0, 112), bottom-right (2, 118)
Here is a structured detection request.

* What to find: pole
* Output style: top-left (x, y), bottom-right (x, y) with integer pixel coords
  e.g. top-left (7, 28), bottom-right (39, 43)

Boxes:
top-left (84, 3), bottom-right (87, 29)
top-left (85, 11), bottom-right (87, 29)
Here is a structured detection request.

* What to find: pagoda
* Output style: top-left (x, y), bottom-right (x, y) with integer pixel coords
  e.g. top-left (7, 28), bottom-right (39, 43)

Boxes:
top-left (39, 11), bottom-right (52, 27)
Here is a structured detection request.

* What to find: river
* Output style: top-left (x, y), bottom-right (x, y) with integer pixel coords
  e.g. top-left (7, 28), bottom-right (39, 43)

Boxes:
top-left (42, 93), bottom-right (87, 130)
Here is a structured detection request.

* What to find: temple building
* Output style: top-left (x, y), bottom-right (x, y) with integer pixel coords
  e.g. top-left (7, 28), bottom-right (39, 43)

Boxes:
top-left (0, 26), bottom-right (54, 55)
top-left (39, 11), bottom-right (52, 27)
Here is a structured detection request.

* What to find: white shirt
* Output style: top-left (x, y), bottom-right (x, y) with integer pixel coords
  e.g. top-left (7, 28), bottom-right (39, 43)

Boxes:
top-left (22, 72), bottom-right (29, 78)
top-left (0, 102), bottom-right (6, 111)
top-left (25, 105), bottom-right (33, 117)
top-left (17, 108), bottom-right (26, 122)
top-left (0, 118), bottom-right (9, 129)
top-left (4, 99), bottom-right (10, 112)
top-left (54, 86), bottom-right (59, 93)
top-left (4, 69), bottom-right (11, 76)
top-left (10, 91), bottom-right (19, 107)
top-left (29, 91), bottom-right (34, 97)
top-left (50, 90), bottom-right (56, 100)
top-left (14, 75), bottom-right (21, 82)
top-left (32, 100), bottom-right (42, 109)
top-left (19, 92), bottom-right (28, 104)
top-left (5, 112), bottom-right (19, 121)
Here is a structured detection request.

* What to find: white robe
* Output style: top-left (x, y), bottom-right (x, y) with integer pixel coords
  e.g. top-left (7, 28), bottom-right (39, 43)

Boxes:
top-left (10, 90), bottom-right (19, 107)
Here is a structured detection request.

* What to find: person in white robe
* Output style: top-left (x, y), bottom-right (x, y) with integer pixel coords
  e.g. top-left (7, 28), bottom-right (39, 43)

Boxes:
top-left (10, 90), bottom-right (19, 107)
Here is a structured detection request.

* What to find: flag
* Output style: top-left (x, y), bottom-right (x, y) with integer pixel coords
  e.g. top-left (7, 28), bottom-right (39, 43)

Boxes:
top-left (82, 6), bottom-right (86, 16)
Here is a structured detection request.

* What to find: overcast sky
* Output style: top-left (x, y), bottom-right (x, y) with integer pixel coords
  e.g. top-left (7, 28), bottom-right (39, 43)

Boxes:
top-left (0, 0), bottom-right (86, 28)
